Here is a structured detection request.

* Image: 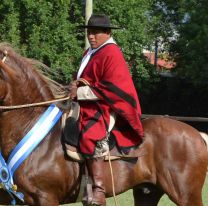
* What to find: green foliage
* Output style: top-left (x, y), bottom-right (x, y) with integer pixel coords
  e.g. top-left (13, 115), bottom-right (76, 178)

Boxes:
top-left (0, 0), bottom-right (84, 83)
top-left (0, 0), bottom-right (163, 87)
top-left (0, 0), bottom-right (163, 89)
top-left (153, 0), bottom-right (208, 89)
top-left (172, 1), bottom-right (208, 88)
top-left (0, 0), bottom-right (21, 46)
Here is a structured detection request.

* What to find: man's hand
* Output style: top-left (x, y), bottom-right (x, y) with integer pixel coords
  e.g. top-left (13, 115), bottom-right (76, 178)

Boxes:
top-left (68, 81), bottom-right (78, 100)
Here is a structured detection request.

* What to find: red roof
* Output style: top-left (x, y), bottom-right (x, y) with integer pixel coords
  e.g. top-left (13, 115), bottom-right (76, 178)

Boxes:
top-left (143, 52), bottom-right (176, 69)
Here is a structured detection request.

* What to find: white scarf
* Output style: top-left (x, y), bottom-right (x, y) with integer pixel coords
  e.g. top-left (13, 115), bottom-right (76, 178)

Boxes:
top-left (76, 37), bottom-right (116, 79)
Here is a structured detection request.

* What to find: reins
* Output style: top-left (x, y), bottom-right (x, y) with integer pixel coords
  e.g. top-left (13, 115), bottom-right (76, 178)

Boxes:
top-left (0, 96), bottom-right (70, 110)
top-left (108, 152), bottom-right (119, 206)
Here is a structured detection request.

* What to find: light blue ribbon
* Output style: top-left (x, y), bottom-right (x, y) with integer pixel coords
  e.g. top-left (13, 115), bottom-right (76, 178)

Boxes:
top-left (0, 104), bottom-right (62, 205)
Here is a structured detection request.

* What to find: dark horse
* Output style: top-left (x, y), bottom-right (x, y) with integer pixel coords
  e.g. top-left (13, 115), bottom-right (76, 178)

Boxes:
top-left (0, 43), bottom-right (207, 206)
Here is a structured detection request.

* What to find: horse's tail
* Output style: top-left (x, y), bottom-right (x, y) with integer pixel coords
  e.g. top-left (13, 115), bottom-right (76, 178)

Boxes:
top-left (200, 132), bottom-right (208, 174)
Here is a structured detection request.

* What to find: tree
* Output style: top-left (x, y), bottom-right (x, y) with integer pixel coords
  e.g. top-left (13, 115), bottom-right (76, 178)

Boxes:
top-left (0, 0), bottom-right (162, 87)
top-left (152, 0), bottom-right (208, 89)
top-left (142, 0), bottom-right (208, 116)
top-left (0, 0), bottom-right (84, 83)
top-left (170, 0), bottom-right (208, 89)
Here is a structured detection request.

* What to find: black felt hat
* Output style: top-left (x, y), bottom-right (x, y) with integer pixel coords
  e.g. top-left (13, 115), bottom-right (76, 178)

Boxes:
top-left (79, 14), bottom-right (120, 29)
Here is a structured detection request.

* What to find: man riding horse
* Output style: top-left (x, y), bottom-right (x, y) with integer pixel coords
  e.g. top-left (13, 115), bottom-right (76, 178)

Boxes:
top-left (66, 14), bottom-right (143, 206)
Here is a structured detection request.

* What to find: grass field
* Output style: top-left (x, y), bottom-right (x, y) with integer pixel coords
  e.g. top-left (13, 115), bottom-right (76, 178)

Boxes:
top-left (67, 177), bottom-right (208, 206)
top-left (0, 177), bottom-right (207, 206)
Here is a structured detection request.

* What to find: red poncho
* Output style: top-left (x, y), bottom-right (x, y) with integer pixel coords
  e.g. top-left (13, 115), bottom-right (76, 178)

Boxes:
top-left (78, 43), bottom-right (143, 156)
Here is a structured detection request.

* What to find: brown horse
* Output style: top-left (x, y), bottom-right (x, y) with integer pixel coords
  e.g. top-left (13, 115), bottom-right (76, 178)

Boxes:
top-left (0, 43), bottom-right (207, 206)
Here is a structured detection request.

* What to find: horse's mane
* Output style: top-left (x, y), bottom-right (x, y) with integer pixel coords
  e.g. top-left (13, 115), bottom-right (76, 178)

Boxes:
top-left (0, 42), bottom-right (68, 99)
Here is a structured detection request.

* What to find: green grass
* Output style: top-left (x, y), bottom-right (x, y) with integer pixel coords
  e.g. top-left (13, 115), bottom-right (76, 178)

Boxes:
top-left (67, 177), bottom-right (208, 206)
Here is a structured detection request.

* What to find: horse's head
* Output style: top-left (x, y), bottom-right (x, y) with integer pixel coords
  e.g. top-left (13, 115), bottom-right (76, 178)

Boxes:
top-left (0, 44), bottom-right (68, 155)
top-left (0, 43), bottom-right (67, 106)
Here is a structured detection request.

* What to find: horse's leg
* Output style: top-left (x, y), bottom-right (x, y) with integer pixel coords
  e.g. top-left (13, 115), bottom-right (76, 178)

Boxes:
top-left (29, 194), bottom-right (59, 206)
top-left (158, 169), bottom-right (204, 206)
top-left (144, 118), bottom-right (208, 206)
top-left (35, 198), bottom-right (59, 206)
top-left (133, 184), bottom-right (163, 206)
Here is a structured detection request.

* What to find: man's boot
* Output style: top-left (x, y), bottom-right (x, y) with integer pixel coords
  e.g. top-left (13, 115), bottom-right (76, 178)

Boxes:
top-left (86, 158), bottom-right (106, 206)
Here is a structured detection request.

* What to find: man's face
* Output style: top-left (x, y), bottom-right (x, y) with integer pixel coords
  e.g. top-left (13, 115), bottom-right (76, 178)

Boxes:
top-left (87, 28), bottom-right (111, 49)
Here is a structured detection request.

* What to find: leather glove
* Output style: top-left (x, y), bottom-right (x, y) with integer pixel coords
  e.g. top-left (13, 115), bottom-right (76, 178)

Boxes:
top-left (68, 81), bottom-right (78, 100)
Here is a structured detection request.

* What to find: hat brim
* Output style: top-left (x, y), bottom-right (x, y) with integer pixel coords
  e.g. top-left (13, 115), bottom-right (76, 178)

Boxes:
top-left (78, 25), bottom-right (121, 29)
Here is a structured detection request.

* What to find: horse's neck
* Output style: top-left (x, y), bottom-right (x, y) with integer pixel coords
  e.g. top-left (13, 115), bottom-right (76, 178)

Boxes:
top-left (9, 71), bottom-right (54, 106)
top-left (0, 107), bottom-right (46, 159)
top-left (0, 80), bottom-right (55, 159)
top-left (0, 56), bottom-right (62, 159)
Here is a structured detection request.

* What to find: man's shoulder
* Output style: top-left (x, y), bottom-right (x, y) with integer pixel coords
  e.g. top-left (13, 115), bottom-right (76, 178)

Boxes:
top-left (104, 43), bottom-right (119, 50)
top-left (101, 43), bottom-right (122, 55)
